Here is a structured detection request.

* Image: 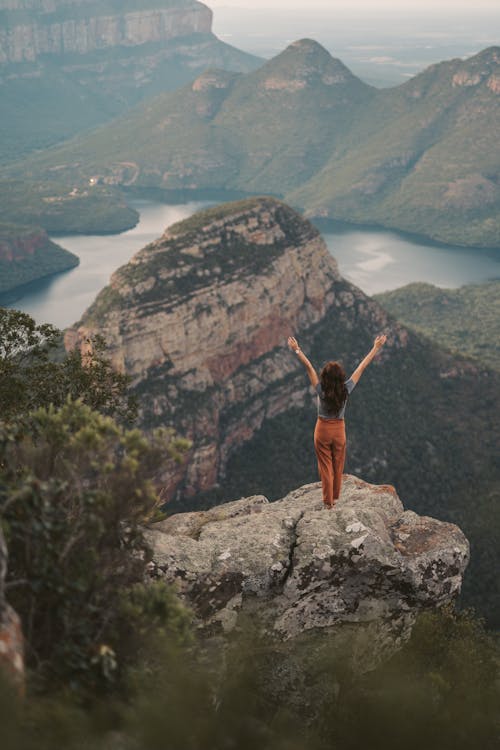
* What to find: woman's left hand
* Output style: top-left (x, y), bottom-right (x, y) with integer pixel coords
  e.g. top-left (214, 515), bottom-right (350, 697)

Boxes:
top-left (288, 336), bottom-right (300, 352)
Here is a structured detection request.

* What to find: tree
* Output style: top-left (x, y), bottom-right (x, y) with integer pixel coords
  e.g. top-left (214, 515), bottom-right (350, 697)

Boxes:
top-left (0, 308), bottom-right (136, 422)
top-left (0, 399), bottom-right (190, 691)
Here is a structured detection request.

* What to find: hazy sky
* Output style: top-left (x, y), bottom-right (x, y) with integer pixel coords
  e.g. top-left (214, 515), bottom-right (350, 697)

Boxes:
top-left (208, 0), bottom-right (499, 11)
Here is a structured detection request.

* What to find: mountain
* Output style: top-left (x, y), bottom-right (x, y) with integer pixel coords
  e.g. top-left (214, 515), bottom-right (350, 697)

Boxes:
top-left (0, 223), bottom-right (78, 297)
top-left (0, 0), bottom-right (261, 164)
top-left (375, 281), bottom-right (500, 372)
top-left (5, 42), bottom-right (499, 246)
top-left (3, 39), bottom-right (373, 210)
top-left (292, 47), bottom-right (500, 247)
top-left (64, 196), bottom-right (500, 624)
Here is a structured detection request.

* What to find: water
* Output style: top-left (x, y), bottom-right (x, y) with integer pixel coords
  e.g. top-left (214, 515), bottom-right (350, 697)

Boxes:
top-left (5, 200), bottom-right (500, 329)
top-left (4, 200), bottom-right (213, 329)
top-left (322, 224), bottom-right (500, 295)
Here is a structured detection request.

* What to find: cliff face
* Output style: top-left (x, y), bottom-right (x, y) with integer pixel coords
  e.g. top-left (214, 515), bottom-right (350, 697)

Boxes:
top-left (0, 225), bottom-right (51, 262)
top-left (146, 476), bottom-right (469, 666)
top-left (0, 0), bottom-right (261, 166)
top-left (64, 197), bottom-right (408, 499)
top-left (0, 224), bottom-right (79, 295)
top-left (0, 0), bottom-right (212, 63)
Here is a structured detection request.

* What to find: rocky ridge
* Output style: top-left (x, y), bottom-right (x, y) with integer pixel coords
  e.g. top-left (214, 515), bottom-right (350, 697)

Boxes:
top-left (146, 476), bottom-right (469, 664)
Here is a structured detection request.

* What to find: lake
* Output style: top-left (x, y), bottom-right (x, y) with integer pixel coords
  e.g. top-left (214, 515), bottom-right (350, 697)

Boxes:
top-left (6, 199), bottom-right (500, 329)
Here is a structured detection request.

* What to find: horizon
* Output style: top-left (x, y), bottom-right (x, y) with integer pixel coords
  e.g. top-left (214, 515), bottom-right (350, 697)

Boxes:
top-left (207, 0), bottom-right (500, 13)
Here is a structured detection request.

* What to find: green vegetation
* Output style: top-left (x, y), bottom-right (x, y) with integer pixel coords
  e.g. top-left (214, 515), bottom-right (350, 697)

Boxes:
top-left (0, 605), bottom-right (499, 749)
top-left (0, 308), bottom-right (191, 692)
top-left (374, 281), bottom-right (500, 371)
top-left (0, 0), bottom-right (261, 166)
top-left (4, 42), bottom-right (499, 245)
top-left (0, 309), bottom-right (498, 747)
top-left (0, 400), bottom-right (190, 690)
top-left (0, 0), bottom-right (199, 26)
top-left (0, 181), bottom-right (139, 234)
top-left (0, 308), bottom-right (136, 421)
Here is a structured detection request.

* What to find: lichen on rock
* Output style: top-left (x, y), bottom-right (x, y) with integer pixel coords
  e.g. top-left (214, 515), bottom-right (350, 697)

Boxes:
top-left (145, 475), bottom-right (469, 666)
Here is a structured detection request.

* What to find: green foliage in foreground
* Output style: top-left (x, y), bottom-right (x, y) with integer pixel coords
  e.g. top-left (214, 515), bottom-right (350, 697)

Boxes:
top-left (375, 281), bottom-right (500, 371)
top-left (0, 605), bottom-right (499, 750)
top-left (0, 400), bottom-right (190, 691)
top-left (0, 309), bottom-right (191, 690)
top-left (0, 308), bottom-right (137, 422)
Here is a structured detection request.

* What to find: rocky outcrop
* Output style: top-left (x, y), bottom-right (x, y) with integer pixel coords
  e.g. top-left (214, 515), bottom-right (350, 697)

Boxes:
top-left (65, 197), bottom-right (407, 500)
top-left (146, 476), bottom-right (469, 665)
top-left (0, 224), bottom-right (78, 295)
top-left (0, 225), bottom-right (53, 262)
top-left (0, 527), bottom-right (24, 689)
top-left (0, 0), bottom-right (212, 63)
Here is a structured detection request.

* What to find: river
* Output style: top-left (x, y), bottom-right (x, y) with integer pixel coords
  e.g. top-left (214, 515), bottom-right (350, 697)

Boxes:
top-left (6, 199), bottom-right (500, 329)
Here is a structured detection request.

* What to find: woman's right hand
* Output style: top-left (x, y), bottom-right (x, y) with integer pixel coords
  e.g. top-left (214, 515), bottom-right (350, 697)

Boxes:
top-left (373, 334), bottom-right (387, 351)
top-left (288, 336), bottom-right (299, 352)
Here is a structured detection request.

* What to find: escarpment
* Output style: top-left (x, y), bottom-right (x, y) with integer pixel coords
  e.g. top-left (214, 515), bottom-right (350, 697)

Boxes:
top-left (0, 0), bottom-right (213, 63)
top-left (0, 0), bottom-right (261, 164)
top-left (146, 476), bottom-right (470, 667)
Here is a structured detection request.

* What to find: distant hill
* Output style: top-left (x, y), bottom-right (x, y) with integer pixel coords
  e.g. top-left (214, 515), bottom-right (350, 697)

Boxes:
top-left (0, 0), bottom-right (262, 164)
top-left (4, 40), bottom-right (499, 247)
top-left (292, 47), bottom-right (500, 248)
top-left (375, 281), bottom-right (500, 371)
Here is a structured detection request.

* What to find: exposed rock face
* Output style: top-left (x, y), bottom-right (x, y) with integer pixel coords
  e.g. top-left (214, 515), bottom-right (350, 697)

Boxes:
top-left (0, 226), bottom-right (52, 262)
top-left (146, 476), bottom-right (469, 663)
top-left (0, 527), bottom-right (24, 689)
top-left (0, 225), bottom-right (79, 295)
top-left (0, 0), bottom-right (212, 63)
top-left (65, 197), bottom-right (407, 499)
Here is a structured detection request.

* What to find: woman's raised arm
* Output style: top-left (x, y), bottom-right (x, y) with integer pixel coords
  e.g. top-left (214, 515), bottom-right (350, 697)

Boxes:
top-left (288, 336), bottom-right (319, 388)
top-left (350, 334), bottom-right (387, 385)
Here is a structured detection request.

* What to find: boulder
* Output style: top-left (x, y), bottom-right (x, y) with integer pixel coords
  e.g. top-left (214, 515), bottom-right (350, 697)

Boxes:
top-left (146, 475), bottom-right (469, 663)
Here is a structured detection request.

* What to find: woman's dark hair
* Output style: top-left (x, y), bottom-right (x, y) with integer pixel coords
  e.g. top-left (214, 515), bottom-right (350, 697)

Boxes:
top-left (319, 361), bottom-right (348, 414)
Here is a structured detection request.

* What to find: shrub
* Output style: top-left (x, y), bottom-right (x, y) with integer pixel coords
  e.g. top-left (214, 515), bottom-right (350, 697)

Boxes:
top-left (0, 399), bottom-right (190, 693)
top-left (0, 308), bottom-right (136, 422)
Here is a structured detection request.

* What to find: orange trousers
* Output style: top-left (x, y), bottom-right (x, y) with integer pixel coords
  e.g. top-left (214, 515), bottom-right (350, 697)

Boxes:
top-left (313, 417), bottom-right (346, 506)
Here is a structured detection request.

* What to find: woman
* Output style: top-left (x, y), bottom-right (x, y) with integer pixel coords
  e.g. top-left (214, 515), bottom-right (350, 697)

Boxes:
top-left (287, 334), bottom-right (387, 509)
